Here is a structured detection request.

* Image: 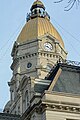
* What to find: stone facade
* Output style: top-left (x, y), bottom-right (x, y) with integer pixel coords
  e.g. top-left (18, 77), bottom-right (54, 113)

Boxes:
top-left (2, 0), bottom-right (80, 120)
top-left (3, 0), bottom-right (67, 115)
top-left (20, 63), bottom-right (80, 120)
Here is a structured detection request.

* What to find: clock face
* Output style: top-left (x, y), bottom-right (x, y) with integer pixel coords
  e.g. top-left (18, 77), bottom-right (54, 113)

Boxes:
top-left (44, 42), bottom-right (53, 51)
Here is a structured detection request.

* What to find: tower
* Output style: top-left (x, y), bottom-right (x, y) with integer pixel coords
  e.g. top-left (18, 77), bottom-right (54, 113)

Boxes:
top-left (4, 0), bottom-right (67, 116)
top-left (11, 0), bottom-right (67, 79)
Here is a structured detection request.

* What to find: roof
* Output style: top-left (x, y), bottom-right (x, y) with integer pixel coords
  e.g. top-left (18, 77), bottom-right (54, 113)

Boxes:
top-left (17, 17), bottom-right (64, 47)
top-left (16, 0), bottom-right (64, 48)
top-left (47, 62), bottom-right (80, 95)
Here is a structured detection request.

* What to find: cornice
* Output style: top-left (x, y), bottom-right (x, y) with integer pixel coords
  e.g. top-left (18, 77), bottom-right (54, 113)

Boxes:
top-left (43, 102), bottom-right (80, 114)
top-left (16, 52), bottom-right (62, 62)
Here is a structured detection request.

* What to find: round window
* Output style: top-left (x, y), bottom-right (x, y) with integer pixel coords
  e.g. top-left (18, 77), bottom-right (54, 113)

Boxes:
top-left (27, 62), bottom-right (32, 68)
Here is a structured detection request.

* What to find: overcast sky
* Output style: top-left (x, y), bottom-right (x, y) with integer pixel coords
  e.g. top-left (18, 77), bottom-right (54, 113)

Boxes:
top-left (0, 0), bottom-right (80, 110)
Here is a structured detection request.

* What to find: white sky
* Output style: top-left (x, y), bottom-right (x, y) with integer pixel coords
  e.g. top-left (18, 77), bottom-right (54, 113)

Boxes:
top-left (0, 0), bottom-right (80, 110)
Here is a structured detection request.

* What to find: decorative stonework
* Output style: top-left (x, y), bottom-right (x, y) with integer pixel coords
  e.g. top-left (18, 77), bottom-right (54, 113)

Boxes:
top-left (16, 52), bottom-right (61, 61)
top-left (42, 102), bottom-right (80, 113)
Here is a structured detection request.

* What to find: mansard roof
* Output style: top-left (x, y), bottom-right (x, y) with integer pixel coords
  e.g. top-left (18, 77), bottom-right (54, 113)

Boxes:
top-left (35, 61), bottom-right (80, 95)
top-left (47, 61), bottom-right (80, 95)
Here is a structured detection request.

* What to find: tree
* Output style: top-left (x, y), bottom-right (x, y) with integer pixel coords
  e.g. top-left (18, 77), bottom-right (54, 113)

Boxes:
top-left (54, 0), bottom-right (80, 11)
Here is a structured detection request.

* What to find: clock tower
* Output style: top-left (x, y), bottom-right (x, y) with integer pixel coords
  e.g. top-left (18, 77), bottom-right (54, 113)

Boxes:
top-left (11, 0), bottom-right (67, 79)
top-left (4, 0), bottom-right (67, 115)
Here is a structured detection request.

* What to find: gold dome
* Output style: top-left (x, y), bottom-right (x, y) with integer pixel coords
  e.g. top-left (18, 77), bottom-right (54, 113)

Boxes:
top-left (17, 17), bottom-right (64, 48)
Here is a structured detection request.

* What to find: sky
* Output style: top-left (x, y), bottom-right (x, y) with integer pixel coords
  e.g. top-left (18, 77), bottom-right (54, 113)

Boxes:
top-left (0, 0), bottom-right (80, 110)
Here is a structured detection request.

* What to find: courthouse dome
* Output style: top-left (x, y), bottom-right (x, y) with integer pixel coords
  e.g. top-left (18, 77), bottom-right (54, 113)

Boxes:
top-left (17, 0), bottom-right (64, 48)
